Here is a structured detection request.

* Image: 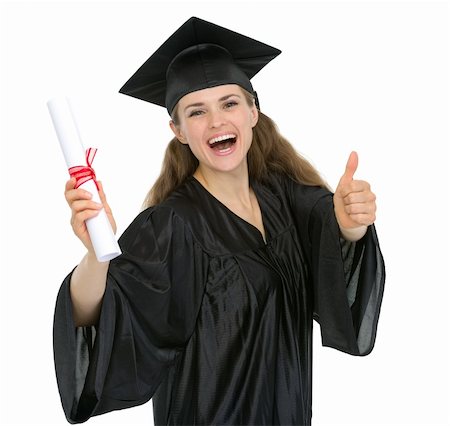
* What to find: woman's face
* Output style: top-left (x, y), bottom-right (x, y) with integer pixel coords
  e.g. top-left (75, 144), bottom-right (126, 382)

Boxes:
top-left (170, 84), bottom-right (258, 177)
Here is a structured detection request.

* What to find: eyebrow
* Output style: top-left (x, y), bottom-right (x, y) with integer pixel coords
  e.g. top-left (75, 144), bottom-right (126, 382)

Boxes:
top-left (183, 93), bottom-right (241, 111)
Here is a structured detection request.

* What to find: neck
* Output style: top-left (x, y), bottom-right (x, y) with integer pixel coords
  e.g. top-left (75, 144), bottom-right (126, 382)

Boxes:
top-left (194, 164), bottom-right (252, 206)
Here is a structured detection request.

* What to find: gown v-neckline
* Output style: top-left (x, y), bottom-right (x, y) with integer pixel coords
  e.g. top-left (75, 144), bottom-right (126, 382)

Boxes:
top-left (190, 176), bottom-right (267, 245)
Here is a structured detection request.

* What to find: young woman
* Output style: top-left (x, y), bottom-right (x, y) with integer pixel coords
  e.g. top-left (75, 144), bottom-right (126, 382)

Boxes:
top-left (54, 17), bottom-right (385, 426)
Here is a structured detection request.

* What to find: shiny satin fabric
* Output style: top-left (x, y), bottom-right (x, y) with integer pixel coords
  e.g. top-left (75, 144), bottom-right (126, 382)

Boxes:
top-left (53, 174), bottom-right (385, 425)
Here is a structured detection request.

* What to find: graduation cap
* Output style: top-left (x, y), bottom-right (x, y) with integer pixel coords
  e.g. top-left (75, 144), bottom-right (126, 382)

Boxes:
top-left (119, 17), bottom-right (281, 114)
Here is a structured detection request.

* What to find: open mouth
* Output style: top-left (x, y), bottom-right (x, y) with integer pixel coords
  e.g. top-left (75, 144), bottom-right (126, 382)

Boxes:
top-left (208, 134), bottom-right (237, 151)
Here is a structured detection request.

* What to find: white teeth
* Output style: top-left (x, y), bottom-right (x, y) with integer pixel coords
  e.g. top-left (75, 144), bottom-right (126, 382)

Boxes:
top-left (208, 134), bottom-right (236, 145)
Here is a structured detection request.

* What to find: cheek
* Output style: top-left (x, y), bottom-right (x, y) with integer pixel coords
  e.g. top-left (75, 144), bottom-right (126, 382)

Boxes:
top-left (245, 109), bottom-right (257, 131)
top-left (178, 122), bottom-right (199, 144)
top-left (243, 117), bottom-right (255, 141)
top-left (184, 127), bottom-right (207, 155)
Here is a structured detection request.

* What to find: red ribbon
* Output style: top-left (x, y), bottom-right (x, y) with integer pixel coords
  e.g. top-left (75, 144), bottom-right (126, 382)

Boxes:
top-left (68, 148), bottom-right (99, 190)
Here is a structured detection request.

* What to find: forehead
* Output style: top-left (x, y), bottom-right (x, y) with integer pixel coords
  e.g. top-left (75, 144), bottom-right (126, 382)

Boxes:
top-left (178, 84), bottom-right (243, 107)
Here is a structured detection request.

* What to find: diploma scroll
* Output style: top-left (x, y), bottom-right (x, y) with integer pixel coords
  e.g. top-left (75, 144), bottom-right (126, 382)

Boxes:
top-left (47, 97), bottom-right (122, 262)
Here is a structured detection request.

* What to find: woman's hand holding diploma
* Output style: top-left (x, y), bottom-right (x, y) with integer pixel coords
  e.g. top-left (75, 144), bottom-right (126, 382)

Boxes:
top-left (65, 178), bottom-right (117, 254)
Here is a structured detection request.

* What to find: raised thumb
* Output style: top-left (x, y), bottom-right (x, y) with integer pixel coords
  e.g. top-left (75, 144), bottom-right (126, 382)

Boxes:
top-left (341, 151), bottom-right (358, 184)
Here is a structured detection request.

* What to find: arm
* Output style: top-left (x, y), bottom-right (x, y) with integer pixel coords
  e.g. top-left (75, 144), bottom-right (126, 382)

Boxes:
top-left (64, 178), bottom-right (117, 326)
top-left (70, 252), bottom-right (109, 327)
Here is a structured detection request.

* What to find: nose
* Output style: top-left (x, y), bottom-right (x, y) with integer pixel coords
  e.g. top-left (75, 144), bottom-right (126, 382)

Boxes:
top-left (208, 108), bottom-right (226, 128)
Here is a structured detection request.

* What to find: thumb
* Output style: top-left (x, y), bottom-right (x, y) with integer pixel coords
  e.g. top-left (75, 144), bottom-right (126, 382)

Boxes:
top-left (340, 151), bottom-right (358, 185)
top-left (97, 181), bottom-right (107, 205)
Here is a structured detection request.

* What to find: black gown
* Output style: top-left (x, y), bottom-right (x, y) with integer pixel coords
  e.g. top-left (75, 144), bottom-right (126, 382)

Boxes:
top-left (53, 173), bottom-right (385, 425)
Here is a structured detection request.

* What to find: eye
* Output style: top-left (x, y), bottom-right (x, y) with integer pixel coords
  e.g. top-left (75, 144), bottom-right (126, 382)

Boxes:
top-left (224, 100), bottom-right (238, 109)
top-left (188, 109), bottom-right (204, 117)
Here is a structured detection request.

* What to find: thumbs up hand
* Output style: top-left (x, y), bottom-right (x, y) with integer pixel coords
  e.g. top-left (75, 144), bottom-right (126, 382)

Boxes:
top-left (333, 151), bottom-right (377, 241)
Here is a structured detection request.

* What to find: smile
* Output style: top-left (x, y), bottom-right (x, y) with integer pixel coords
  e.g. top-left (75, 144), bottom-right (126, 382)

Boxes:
top-left (208, 133), bottom-right (237, 152)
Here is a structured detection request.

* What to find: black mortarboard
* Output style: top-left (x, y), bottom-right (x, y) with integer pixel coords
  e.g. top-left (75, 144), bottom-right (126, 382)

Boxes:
top-left (119, 17), bottom-right (281, 114)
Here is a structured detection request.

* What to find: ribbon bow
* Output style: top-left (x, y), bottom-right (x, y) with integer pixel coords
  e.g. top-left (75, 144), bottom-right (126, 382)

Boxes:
top-left (68, 148), bottom-right (99, 190)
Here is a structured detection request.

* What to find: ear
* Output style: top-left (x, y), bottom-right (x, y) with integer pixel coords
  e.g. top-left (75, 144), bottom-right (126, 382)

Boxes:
top-left (169, 120), bottom-right (187, 144)
top-left (250, 103), bottom-right (259, 128)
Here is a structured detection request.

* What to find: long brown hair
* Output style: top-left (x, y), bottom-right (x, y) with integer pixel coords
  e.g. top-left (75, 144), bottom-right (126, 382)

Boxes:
top-left (143, 90), bottom-right (328, 208)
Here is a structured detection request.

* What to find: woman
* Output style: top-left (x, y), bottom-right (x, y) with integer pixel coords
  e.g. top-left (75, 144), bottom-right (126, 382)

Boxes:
top-left (54, 17), bottom-right (385, 426)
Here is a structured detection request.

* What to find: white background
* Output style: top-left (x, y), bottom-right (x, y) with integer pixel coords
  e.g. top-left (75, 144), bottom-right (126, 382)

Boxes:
top-left (1, 1), bottom-right (449, 425)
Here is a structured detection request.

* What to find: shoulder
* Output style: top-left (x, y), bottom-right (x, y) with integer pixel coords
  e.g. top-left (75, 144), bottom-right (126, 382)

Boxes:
top-left (262, 173), bottom-right (332, 214)
top-left (130, 178), bottom-right (202, 225)
top-left (117, 192), bottom-right (205, 263)
top-left (130, 178), bottom-right (217, 254)
top-left (264, 174), bottom-right (337, 246)
top-left (117, 180), bottom-right (199, 252)
top-left (156, 177), bottom-right (209, 233)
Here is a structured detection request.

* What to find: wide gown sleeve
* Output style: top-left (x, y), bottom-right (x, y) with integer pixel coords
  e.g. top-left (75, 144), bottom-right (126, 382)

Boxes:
top-left (287, 180), bottom-right (385, 356)
top-left (53, 206), bottom-right (208, 424)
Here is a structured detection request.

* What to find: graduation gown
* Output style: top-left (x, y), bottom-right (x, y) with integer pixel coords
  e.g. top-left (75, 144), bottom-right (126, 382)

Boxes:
top-left (53, 173), bottom-right (385, 425)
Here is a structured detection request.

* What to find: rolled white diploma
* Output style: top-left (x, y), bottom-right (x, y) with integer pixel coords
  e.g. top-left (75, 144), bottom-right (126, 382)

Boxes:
top-left (47, 97), bottom-right (122, 262)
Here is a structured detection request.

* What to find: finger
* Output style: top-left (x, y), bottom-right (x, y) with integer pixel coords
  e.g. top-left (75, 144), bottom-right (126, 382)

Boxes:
top-left (339, 180), bottom-right (371, 198)
top-left (343, 189), bottom-right (376, 205)
top-left (71, 209), bottom-right (102, 228)
top-left (65, 187), bottom-right (93, 203)
top-left (344, 202), bottom-right (377, 216)
top-left (71, 199), bottom-right (103, 213)
top-left (97, 181), bottom-right (108, 205)
top-left (65, 177), bottom-right (77, 191)
top-left (340, 151), bottom-right (359, 185)
top-left (97, 182), bottom-right (116, 218)
top-left (348, 212), bottom-right (376, 226)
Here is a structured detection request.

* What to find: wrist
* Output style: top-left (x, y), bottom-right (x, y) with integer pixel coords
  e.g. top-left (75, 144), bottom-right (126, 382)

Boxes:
top-left (339, 225), bottom-right (368, 242)
top-left (83, 250), bottom-right (110, 269)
